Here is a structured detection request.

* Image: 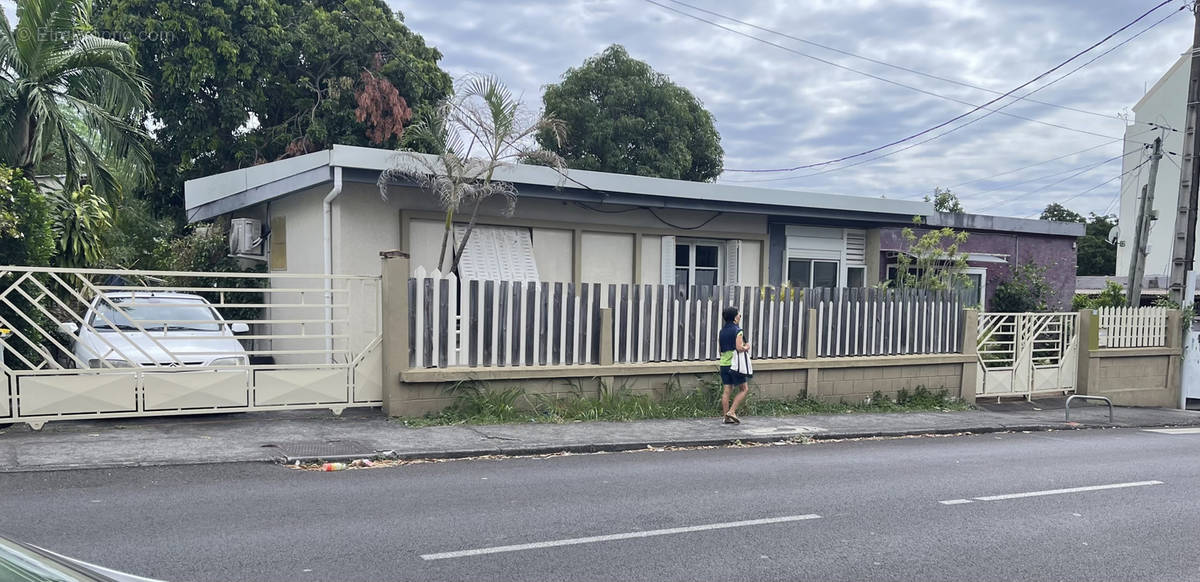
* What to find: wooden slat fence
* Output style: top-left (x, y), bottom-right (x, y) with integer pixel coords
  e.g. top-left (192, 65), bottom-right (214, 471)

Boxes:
top-left (611, 284), bottom-right (806, 363)
top-left (809, 288), bottom-right (963, 357)
top-left (409, 268), bottom-right (604, 368)
top-left (409, 272), bottom-right (967, 368)
top-left (1096, 306), bottom-right (1168, 348)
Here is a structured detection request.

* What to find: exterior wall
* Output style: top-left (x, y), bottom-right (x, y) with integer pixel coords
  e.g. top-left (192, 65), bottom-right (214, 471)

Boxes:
top-left (1075, 310), bottom-right (1183, 408)
top-left (1084, 351), bottom-right (1179, 407)
top-left (1117, 53), bottom-right (1189, 278)
top-left (878, 227), bottom-right (1078, 311)
top-left (814, 363), bottom-right (963, 403)
top-left (253, 182), bottom-right (770, 286)
top-left (390, 355), bottom-right (975, 417)
top-left (581, 232), bottom-right (634, 283)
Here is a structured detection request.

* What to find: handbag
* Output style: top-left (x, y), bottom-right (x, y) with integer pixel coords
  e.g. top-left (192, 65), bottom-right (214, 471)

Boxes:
top-left (730, 349), bottom-right (754, 377)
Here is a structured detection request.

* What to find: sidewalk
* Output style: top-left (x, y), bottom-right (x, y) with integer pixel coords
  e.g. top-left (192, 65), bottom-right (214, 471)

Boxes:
top-left (3, 400), bottom-right (1200, 472)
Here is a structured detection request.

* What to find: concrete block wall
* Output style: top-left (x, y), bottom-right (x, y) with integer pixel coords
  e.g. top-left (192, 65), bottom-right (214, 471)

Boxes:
top-left (1084, 352), bottom-right (1179, 407)
top-left (1076, 309), bottom-right (1183, 409)
top-left (391, 356), bottom-right (973, 417)
top-left (813, 363), bottom-right (962, 403)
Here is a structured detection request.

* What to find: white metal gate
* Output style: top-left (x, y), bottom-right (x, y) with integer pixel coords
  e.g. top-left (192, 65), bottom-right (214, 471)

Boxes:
top-left (0, 266), bottom-right (382, 429)
top-left (976, 313), bottom-right (1079, 399)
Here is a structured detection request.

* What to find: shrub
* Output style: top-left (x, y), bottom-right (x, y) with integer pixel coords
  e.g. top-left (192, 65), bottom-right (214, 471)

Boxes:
top-left (991, 263), bottom-right (1052, 312)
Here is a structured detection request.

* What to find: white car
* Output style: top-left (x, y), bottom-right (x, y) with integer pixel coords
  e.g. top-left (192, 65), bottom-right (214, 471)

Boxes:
top-left (60, 292), bottom-right (250, 369)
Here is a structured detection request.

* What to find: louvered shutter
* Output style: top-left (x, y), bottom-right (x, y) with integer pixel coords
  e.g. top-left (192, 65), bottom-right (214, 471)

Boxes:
top-left (844, 229), bottom-right (867, 266)
top-left (724, 239), bottom-right (741, 285)
top-left (453, 224), bottom-right (540, 282)
top-left (661, 235), bottom-right (676, 285)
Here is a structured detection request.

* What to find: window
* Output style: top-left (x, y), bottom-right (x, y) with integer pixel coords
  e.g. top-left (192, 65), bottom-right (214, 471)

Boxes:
top-left (788, 259), bottom-right (839, 288)
top-left (961, 268), bottom-right (987, 309)
top-left (885, 264), bottom-right (987, 309)
top-left (847, 266), bottom-right (866, 288)
top-left (675, 241), bottom-right (721, 287)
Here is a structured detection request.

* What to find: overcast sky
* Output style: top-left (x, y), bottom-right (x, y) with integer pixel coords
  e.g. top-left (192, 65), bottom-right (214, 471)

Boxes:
top-left (4, 0), bottom-right (1192, 219)
top-left (401, 0), bottom-right (1195, 219)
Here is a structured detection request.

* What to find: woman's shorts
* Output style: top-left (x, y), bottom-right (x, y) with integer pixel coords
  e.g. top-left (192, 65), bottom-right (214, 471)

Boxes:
top-left (719, 366), bottom-right (747, 386)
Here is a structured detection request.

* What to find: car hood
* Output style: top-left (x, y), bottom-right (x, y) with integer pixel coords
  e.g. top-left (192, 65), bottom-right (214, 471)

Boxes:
top-left (77, 330), bottom-right (246, 365)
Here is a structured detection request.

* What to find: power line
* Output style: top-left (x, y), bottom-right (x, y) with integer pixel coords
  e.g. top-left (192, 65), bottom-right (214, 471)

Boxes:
top-left (674, 0), bottom-right (1179, 174)
top-left (979, 144), bottom-right (1152, 213)
top-left (1047, 154), bottom-right (1155, 214)
top-left (939, 125), bottom-right (1161, 193)
top-left (961, 148), bottom-right (1145, 197)
top-left (720, 5), bottom-right (1179, 185)
top-left (658, 0), bottom-right (1170, 128)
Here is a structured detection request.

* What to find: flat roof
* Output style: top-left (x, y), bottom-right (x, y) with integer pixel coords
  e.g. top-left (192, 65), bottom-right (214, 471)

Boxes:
top-left (184, 145), bottom-right (934, 223)
top-left (926, 211), bottom-right (1086, 237)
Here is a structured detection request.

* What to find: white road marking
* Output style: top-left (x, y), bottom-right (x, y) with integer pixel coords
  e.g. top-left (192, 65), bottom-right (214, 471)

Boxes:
top-left (420, 514), bottom-right (822, 561)
top-left (1143, 427), bottom-right (1200, 434)
top-left (939, 480), bottom-right (1163, 505)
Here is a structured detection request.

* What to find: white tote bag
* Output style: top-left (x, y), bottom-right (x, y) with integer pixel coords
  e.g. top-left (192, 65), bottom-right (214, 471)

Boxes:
top-left (730, 349), bottom-right (754, 377)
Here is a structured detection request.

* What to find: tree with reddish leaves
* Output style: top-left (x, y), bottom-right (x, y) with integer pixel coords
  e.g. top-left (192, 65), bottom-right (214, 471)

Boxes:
top-left (356, 54), bottom-right (414, 145)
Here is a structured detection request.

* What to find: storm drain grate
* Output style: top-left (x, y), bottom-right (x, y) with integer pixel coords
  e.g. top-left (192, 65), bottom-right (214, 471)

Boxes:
top-left (264, 440), bottom-right (377, 461)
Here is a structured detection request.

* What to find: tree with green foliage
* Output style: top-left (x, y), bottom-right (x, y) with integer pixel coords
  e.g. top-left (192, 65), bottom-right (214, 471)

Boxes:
top-left (1039, 203), bottom-right (1085, 223)
top-left (53, 185), bottom-right (112, 268)
top-left (1038, 203), bottom-right (1116, 276)
top-left (891, 222), bottom-right (971, 292)
top-left (539, 44), bottom-right (723, 182)
top-left (380, 75), bottom-right (566, 273)
top-left (0, 0), bottom-right (152, 198)
top-left (0, 165), bottom-right (55, 266)
top-left (991, 263), bottom-right (1053, 312)
top-left (925, 187), bottom-right (964, 213)
top-left (97, 0), bottom-right (452, 216)
top-left (1078, 213), bottom-right (1117, 276)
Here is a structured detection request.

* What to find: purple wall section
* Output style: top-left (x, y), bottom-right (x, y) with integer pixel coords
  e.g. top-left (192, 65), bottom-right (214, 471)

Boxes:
top-left (878, 227), bottom-right (1077, 311)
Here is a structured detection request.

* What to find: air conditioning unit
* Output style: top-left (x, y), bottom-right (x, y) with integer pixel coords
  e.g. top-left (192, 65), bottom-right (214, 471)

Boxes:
top-left (229, 218), bottom-right (264, 257)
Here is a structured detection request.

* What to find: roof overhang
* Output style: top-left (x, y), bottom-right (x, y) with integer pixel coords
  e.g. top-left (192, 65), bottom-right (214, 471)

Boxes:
top-left (885, 250), bottom-right (1011, 264)
top-left (184, 145), bottom-right (935, 224)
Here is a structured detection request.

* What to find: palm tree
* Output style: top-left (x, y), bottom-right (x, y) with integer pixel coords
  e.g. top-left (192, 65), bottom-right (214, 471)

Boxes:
top-left (379, 74), bottom-right (566, 273)
top-left (0, 0), bottom-right (151, 197)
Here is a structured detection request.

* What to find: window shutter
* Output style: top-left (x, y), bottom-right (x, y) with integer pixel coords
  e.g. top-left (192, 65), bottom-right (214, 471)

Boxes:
top-left (661, 235), bottom-right (676, 285)
top-left (725, 239), bottom-right (741, 285)
top-left (454, 224), bottom-right (540, 281)
top-left (845, 229), bottom-right (867, 265)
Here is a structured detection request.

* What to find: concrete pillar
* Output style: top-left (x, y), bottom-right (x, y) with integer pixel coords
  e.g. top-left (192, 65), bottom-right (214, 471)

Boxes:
top-left (599, 308), bottom-right (614, 366)
top-left (805, 308), bottom-right (819, 397)
top-left (805, 309), bottom-right (818, 360)
top-left (380, 250), bottom-right (410, 416)
top-left (1076, 309), bottom-right (1093, 395)
top-left (1167, 309), bottom-right (1183, 408)
top-left (959, 309), bottom-right (978, 403)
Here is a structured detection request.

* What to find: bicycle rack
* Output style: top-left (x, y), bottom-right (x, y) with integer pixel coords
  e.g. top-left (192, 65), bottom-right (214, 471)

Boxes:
top-left (1065, 395), bottom-right (1113, 423)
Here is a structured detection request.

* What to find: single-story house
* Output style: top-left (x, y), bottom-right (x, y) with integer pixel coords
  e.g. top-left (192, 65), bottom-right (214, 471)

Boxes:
top-left (184, 145), bottom-right (1084, 310)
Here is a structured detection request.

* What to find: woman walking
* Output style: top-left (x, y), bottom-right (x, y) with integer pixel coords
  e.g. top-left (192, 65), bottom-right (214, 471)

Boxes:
top-left (718, 306), bottom-right (751, 424)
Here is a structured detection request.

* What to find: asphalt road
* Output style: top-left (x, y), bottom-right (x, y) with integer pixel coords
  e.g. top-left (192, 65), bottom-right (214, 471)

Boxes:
top-left (1, 428), bottom-right (1198, 582)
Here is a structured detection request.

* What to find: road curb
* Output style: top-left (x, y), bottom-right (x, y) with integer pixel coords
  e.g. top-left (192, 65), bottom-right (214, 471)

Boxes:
top-left (271, 421), bottom-right (1142, 464)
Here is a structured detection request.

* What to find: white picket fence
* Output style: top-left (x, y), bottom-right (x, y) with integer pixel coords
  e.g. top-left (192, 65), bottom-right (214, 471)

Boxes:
top-left (1096, 306), bottom-right (1168, 348)
top-left (408, 271), bottom-right (968, 369)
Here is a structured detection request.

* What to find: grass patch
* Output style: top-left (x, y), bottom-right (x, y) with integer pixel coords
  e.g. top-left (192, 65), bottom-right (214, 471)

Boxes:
top-left (395, 376), bottom-right (971, 427)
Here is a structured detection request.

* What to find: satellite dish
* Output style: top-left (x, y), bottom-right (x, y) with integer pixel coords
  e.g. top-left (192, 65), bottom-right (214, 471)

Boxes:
top-left (1107, 225), bottom-right (1121, 246)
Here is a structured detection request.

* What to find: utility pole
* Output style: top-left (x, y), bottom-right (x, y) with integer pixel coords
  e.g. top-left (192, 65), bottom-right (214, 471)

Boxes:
top-left (1168, 6), bottom-right (1200, 307)
top-left (1128, 137), bottom-right (1163, 306)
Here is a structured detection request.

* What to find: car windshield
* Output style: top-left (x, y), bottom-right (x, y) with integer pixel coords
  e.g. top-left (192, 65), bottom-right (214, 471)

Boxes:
top-left (89, 296), bottom-right (222, 332)
top-left (0, 538), bottom-right (102, 582)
